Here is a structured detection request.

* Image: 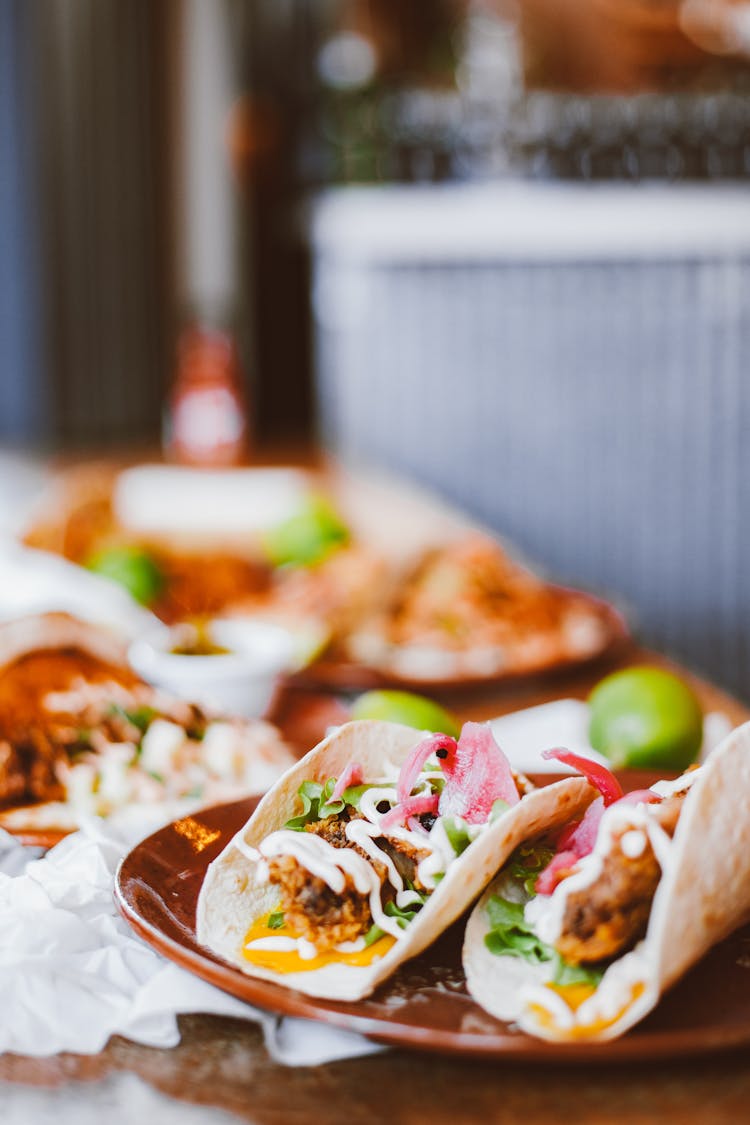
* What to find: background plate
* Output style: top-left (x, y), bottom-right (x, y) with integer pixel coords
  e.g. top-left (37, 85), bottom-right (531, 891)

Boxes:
top-left (294, 590), bottom-right (630, 695)
top-left (115, 780), bottom-right (750, 1062)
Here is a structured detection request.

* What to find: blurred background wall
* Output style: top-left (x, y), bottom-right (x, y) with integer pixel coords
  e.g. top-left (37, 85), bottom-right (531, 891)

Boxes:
top-left (1, 0), bottom-right (750, 691)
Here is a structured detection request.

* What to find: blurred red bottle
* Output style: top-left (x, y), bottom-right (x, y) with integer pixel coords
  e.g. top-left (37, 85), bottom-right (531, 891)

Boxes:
top-left (164, 324), bottom-right (250, 466)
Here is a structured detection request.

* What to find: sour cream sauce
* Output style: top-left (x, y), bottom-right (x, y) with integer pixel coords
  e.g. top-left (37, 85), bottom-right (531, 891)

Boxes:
top-left (240, 768), bottom-right (487, 959)
top-left (525, 776), bottom-right (696, 949)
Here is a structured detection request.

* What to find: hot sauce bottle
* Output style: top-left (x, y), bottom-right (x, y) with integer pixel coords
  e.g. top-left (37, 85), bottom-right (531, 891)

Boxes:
top-left (164, 323), bottom-right (250, 466)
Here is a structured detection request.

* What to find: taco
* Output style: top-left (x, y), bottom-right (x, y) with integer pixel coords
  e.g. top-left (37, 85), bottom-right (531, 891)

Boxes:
top-left (0, 612), bottom-right (293, 834)
top-left (345, 535), bottom-right (625, 684)
top-left (462, 725), bottom-right (750, 1042)
top-left (196, 719), bottom-right (593, 1001)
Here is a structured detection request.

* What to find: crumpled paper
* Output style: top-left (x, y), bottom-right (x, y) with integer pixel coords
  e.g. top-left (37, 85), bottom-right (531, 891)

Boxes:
top-left (0, 820), bottom-right (381, 1065)
top-left (0, 698), bottom-right (731, 1064)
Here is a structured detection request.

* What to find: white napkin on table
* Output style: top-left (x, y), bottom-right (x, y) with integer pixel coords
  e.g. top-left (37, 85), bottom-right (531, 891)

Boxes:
top-left (0, 698), bottom-right (730, 1064)
top-left (0, 819), bottom-right (381, 1065)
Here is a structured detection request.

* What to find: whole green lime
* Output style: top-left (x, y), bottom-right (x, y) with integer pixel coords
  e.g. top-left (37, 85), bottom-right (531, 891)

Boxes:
top-left (588, 666), bottom-right (703, 771)
top-left (351, 690), bottom-right (461, 739)
top-left (86, 545), bottom-right (164, 607)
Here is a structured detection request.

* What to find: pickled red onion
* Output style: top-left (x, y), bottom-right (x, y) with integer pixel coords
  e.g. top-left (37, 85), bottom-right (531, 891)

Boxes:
top-left (535, 796), bottom-right (604, 894)
top-left (379, 793), bottom-right (440, 832)
top-left (614, 789), bottom-right (661, 807)
top-left (332, 762), bottom-right (363, 802)
top-left (438, 722), bottom-right (520, 824)
top-left (535, 850), bottom-right (579, 896)
top-left (396, 733), bottom-right (456, 803)
top-left (557, 796), bottom-right (605, 857)
top-left (541, 748), bottom-right (624, 806)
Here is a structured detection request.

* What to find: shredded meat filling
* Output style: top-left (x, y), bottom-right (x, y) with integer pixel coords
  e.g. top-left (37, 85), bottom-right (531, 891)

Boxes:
top-left (267, 807), bottom-right (429, 950)
top-left (0, 647), bottom-right (208, 808)
top-left (555, 794), bottom-right (685, 966)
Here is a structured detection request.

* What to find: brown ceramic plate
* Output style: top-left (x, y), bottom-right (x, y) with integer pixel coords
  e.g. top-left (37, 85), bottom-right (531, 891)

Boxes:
top-left (293, 591), bottom-right (631, 695)
top-left (115, 776), bottom-right (750, 1063)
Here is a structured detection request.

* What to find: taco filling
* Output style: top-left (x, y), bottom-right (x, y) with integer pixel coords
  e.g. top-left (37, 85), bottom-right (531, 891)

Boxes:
top-left (473, 749), bottom-right (699, 1026)
top-left (239, 723), bottom-right (532, 970)
top-left (0, 620), bottom-right (293, 825)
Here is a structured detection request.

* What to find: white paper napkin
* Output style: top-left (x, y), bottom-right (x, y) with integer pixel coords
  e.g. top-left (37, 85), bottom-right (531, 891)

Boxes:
top-left (0, 699), bottom-right (731, 1065)
top-left (0, 543), bottom-right (155, 636)
top-left (0, 819), bottom-right (383, 1064)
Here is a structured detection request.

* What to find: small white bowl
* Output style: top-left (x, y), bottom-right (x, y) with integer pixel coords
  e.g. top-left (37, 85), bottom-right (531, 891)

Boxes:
top-left (128, 618), bottom-right (296, 719)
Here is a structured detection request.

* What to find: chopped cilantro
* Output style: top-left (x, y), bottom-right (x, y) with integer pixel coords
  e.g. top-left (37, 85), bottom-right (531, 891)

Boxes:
top-left (267, 911), bottom-right (285, 930)
top-left (508, 842), bottom-right (556, 896)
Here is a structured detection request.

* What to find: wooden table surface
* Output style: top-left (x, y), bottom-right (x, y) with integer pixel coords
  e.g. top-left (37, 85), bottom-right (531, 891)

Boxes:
top-left (2, 641), bottom-right (749, 1125)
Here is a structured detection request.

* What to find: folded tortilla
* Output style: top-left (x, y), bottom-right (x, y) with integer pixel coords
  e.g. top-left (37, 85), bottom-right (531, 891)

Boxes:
top-left (196, 719), bottom-right (592, 1001)
top-left (462, 721), bottom-right (750, 1042)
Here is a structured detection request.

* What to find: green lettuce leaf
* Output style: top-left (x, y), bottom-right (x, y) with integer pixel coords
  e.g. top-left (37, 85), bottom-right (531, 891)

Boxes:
top-left (383, 889), bottom-right (428, 930)
top-left (284, 777), bottom-right (381, 830)
top-left (484, 896), bottom-right (555, 965)
top-left (483, 895), bottom-right (603, 987)
top-left (441, 816), bottom-right (473, 857)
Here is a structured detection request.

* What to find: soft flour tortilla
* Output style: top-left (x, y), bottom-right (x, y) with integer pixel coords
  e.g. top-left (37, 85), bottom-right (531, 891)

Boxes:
top-left (463, 721), bottom-right (750, 1042)
top-left (196, 719), bottom-right (593, 1002)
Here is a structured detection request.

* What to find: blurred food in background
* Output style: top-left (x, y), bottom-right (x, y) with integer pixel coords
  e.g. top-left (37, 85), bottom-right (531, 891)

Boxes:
top-left (344, 536), bottom-right (625, 685)
top-left (20, 463), bottom-right (628, 691)
top-left (0, 613), bottom-right (294, 840)
top-left (1, 0), bottom-right (750, 703)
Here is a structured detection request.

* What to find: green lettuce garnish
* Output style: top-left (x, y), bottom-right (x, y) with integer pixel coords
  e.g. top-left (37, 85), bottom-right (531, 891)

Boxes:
top-left (284, 777), bottom-right (378, 831)
top-left (483, 895), bottom-right (603, 987)
top-left (441, 817), bottom-right (473, 857)
top-left (358, 888), bottom-right (429, 948)
top-left (508, 842), bottom-right (557, 896)
top-left (363, 923), bottom-right (385, 946)
top-left (484, 896), bottom-right (554, 966)
top-left (108, 702), bottom-right (157, 738)
top-left (384, 890), bottom-right (428, 930)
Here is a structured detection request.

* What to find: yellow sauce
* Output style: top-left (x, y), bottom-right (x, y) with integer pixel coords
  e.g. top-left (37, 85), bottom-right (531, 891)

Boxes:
top-left (530, 981), bottom-right (646, 1039)
top-left (241, 912), bottom-right (396, 975)
top-left (546, 981), bottom-right (597, 1012)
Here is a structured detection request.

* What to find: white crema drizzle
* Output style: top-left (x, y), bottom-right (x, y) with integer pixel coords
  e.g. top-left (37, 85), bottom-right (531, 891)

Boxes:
top-left (525, 786), bottom-right (688, 950)
top-left (241, 767), bottom-right (492, 957)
